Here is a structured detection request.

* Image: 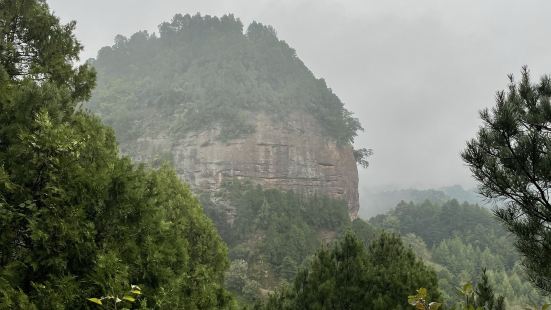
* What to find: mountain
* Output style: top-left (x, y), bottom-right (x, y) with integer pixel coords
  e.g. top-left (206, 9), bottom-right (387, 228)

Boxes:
top-left (87, 13), bottom-right (365, 218)
top-left (358, 185), bottom-right (487, 218)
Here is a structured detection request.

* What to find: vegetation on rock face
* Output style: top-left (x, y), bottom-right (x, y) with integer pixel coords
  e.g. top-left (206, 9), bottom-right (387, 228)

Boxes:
top-left (0, 1), bottom-right (232, 308)
top-left (462, 67), bottom-right (551, 294)
top-left (87, 13), bottom-right (364, 148)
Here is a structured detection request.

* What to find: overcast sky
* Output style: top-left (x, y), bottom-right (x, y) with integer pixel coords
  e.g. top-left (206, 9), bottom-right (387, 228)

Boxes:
top-left (48, 0), bottom-right (551, 191)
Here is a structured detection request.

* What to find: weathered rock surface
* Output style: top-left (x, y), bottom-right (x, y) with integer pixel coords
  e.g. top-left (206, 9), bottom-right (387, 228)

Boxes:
top-left (126, 113), bottom-right (360, 218)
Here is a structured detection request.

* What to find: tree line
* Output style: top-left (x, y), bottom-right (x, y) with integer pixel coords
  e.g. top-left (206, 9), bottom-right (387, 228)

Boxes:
top-left (2, 0), bottom-right (551, 309)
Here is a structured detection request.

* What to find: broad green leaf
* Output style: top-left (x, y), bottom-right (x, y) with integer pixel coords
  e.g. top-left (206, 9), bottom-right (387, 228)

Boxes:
top-left (131, 290), bottom-right (142, 295)
top-left (429, 302), bottom-right (441, 310)
top-left (87, 298), bottom-right (103, 305)
top-left (123, 296), bottom-right (136, 303)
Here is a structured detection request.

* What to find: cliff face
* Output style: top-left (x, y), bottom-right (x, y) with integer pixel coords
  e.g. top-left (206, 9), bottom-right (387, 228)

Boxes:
top-left (89, 16), bottom-right (364, 220)
top-left (127, 113), bottom-right (360, 218)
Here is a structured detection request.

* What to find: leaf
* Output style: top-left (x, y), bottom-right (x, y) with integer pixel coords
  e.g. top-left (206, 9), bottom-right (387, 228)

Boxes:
top-left (408, 295), bottom-right (418, 305)
top-left (417, 288), bottom-right (428, 298)
top-left (429, 302), bottom-right (441, 310)
top-left (122, 295), bottom-right (136, 303)
top-left (457, 282), bottom-right (474, 296)
top-left (87, 298), bottom-right (103, 305)
top-left (131, 290), bottom-right (142, 295)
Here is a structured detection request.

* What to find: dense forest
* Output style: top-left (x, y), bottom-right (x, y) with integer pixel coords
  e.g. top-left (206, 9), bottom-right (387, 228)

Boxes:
top-left (0, 1), bottom-right (232, 308)
top-left (199, 181), bottom-right (363, 302)
top-left (358, 185), bottom-right (485, 218)
top-left (369, 200), bottom-right (549, 308)
top-left (2, 0), bottom-right (551, 309)
top-left (203, 182), bottom-right (549, 307)
top-left (88, 13), bottom-right (363, 147)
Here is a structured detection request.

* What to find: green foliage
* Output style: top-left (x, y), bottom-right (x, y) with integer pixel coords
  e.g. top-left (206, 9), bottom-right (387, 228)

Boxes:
top-left (525, 305), bottom-right (551, 310)
top-left (0, 1), bottom-right (233, 308)
top-left (87, 284), bottom-right (142, 309)
top-left (350, 217), bottom-right (379, 244)
top-left (370, 199), bottom-right (516, 265)
top-left (358, 186), bottom-right (483, 219)
top-left (475, 268), bottom-right (497, 310)
top-left (257, 232), bottom-right (441, 310)
top-left (353, 148), bottom-right (373, 168)
top-left (370, 200), bottom-right (549, 308)
top-left (225, 259), bottom-right (249, 293)
top-left (453, 271), bottom-right (505, 310)
top-left (462, 67), bottom-right (551, 293)
top-left (408, 288), bottom-right (441, 310)
top-left (88, 13), bottom-right (363, 148)
top-left (409, 270), bottom-right (507, 310)
top-left (201, 181), bottom-right (357, 301)
top-left (0, 0), bottom-right (95, 95)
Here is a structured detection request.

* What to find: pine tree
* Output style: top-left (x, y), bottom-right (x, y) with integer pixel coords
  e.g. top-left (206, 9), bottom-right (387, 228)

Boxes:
top-left (462, 67), bottom-right (551, 293)
top-left (257, 232), bottom-right (441, 309)
top-left (475, 268), bottom-right (495, 309)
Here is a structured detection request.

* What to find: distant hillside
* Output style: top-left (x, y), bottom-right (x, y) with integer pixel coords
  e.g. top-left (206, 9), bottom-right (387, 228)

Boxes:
top-left (369, 199), bottom-right (550, 307)
top-left (358, 185), bottom-right (487, 218)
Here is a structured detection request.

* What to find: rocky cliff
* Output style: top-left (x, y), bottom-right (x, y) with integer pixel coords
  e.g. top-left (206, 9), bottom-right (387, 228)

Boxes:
top-left (126, 112), bottom-right (359, 218)
top-left (89, 14), bottom-right (365, 220)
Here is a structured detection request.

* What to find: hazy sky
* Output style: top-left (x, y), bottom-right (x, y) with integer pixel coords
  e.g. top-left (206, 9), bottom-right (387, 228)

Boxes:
top-left (48, 0), bottom-right (551, 191)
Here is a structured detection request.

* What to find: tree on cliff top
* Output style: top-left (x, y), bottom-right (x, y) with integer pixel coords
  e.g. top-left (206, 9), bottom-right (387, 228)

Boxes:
top-left (89, 13), bottom-right (364, 146)
top-left (462, 67), bottom-right (551, 294)
top-left (0, 1), bottom-right (232, 308)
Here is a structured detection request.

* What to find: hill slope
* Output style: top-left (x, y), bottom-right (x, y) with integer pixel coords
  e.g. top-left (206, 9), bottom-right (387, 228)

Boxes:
top-left (369, 200), bottom-right (550, 307)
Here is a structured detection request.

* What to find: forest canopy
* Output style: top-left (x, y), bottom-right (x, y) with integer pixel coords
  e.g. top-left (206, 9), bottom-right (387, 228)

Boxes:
top-left (88, 13), bottom-right (363, 145)
top-left (369, 199), bottom-right (550, 307)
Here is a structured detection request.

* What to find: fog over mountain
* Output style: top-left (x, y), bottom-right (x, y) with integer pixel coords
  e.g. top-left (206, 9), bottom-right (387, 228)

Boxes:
top-left (48, 0), bottom-right (551, 192)
top-left (4, 1), bottom-right (551, 306)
